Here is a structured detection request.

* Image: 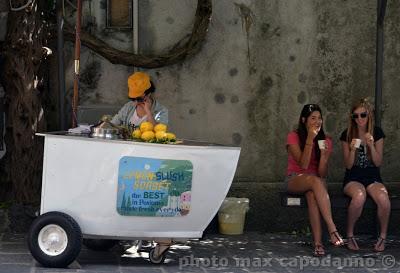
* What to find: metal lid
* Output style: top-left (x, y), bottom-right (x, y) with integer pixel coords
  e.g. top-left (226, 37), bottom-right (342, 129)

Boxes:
top-left (90, 115), bottom-right (121, 139)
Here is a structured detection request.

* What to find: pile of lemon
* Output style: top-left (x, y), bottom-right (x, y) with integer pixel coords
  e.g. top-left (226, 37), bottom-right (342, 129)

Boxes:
top-left (131, 122), bottom-right (177, 143)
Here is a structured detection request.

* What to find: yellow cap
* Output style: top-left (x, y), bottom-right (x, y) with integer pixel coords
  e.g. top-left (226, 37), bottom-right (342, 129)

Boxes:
top-left (128, 72), bottom-right (151, 98)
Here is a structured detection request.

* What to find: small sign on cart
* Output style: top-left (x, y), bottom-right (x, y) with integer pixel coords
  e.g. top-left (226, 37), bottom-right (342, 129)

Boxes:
top-left (117, 156), bottom-right (193, 217)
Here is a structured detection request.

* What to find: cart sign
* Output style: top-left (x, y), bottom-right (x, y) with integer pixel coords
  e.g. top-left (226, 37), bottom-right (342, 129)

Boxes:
top-left (117, 156), bottom-right (193, 217)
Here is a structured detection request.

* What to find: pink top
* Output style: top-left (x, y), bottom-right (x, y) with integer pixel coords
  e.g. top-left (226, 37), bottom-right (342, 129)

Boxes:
top-left (286, 131), bottom-right (332, 176)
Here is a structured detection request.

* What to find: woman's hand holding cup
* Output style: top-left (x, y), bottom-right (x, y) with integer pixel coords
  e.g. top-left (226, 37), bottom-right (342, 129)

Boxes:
top-left (350, 138), bottom-right (361, 151)
top-left (318, 140), bottom-right (327, 150)
top-left (318, 139), bottom-right (331, 158)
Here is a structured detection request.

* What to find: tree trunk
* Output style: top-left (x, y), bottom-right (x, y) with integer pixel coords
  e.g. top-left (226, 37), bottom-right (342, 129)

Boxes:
top-left (2, 1), bottom-right (48, 203)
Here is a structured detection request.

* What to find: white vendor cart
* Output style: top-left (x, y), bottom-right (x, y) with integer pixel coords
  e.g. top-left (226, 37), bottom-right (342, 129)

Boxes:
top-left (28, 133), bottom-right (241, 268)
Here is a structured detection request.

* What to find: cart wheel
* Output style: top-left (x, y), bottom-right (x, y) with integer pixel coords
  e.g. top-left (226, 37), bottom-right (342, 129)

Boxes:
top-left (149, 248), bottom-right (167, 264)
top-left (28, 211), bottom-right (82, 268)
top-left (83, 239), bottom-right (118, 251)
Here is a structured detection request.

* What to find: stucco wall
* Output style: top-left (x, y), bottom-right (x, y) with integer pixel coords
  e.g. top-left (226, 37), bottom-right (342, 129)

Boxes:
top-left (62, 0), bottom-right (400, 232)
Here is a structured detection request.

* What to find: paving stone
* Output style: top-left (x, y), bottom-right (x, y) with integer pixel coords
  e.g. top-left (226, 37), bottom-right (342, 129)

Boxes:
top-left (0, 264), bottom-right (32, 273)
top-left (1, 232), bottom-right (400, 272)
top-left (120, 268), bottom-right (161, 273)
top-left (0, 242), bottom-right (30, 254)
top-left (0, 253), bottom-right (32, 263)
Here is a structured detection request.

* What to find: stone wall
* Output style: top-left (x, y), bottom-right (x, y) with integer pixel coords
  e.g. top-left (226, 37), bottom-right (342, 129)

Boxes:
top-left (57, 0), bottom-right (400, 233)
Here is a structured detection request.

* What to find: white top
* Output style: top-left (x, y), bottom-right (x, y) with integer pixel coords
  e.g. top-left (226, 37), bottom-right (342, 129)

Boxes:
top-left (130, 109), bottom-right (147, 126)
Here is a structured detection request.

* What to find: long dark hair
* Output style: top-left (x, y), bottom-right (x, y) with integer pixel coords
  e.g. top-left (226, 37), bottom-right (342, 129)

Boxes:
top-left (296, 104), bottom-right (326, 161)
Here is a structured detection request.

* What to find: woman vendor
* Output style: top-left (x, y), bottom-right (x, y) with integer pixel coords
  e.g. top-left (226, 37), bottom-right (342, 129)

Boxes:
top-left (111, 72), bottom-right (168, 127)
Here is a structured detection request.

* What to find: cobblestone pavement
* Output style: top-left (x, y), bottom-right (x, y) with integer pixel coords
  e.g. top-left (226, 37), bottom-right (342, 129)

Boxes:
top-left (1, 232), bottom-right (400, 273)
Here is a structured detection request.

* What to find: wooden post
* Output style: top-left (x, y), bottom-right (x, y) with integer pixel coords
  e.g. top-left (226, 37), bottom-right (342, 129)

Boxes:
top-left (72, 0), bottom-right (83, 128)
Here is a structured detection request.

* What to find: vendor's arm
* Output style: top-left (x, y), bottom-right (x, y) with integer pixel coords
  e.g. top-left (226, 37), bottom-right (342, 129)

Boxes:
top-left (144, 97), bottom-right (169, 126)
top-left (144, 97), bottom-right (157, 126)
top-left (110, 109), bottom-right (123, 125)
top-left (110, 102), bottom-right (134, 126)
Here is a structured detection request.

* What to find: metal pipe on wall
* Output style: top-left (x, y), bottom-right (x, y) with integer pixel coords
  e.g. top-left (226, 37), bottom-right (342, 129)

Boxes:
top-left (375, 0), bottom-right (387, 127)
top-left (133, 0), bottom-right (139, 55)
top-left (57, 0), bottom-right (66, 130)
top-left (132, 0), bottom-right (139, 74)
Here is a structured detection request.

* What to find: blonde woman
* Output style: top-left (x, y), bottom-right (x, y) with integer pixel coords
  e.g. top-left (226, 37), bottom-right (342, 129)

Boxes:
top-left (340, 98), bottom-right (390, 252)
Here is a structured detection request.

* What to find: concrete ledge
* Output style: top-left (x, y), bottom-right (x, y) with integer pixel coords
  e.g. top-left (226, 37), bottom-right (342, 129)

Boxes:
top-left (227, 181), bottom-right (400, 235)
top-left (0, 209), bottom-right (8, 233)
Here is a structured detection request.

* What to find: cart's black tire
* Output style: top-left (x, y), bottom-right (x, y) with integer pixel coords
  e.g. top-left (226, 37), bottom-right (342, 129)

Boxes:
top-left (27, 211), bottom-right (82, 268)
top-left (149, 248), bottom-right (167, 264)
top-left (83, 239), bottom-right (118, 251)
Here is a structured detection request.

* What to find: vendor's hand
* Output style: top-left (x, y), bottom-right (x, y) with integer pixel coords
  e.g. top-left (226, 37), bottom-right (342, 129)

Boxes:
top-left (365, 132), bottom-right (374, 147)
top-left (143, 96), bottom-right (152, 114)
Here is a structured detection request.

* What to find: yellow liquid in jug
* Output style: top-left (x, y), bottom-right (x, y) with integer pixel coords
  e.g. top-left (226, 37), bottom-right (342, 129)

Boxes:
top-left (219, 222), bottom-right (244, 235)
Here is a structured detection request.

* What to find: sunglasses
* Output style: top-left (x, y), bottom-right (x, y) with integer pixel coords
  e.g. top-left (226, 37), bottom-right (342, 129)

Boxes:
top-left (132, 94), bottom-right (148, 102)
top-left (351, 112), bottom-right (368, 119)
top-left (305, 104), bottom-right (320, 112)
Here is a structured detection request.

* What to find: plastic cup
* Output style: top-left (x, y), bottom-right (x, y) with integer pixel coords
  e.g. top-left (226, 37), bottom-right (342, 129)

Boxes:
top-left (318, 140), bottom-right (327, 150)
top-left (353, 138), bottom-right (361, 148)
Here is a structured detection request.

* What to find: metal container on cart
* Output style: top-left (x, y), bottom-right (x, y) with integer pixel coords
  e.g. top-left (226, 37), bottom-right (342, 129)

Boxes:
top-left (28, 132), bottom-right (241, 267)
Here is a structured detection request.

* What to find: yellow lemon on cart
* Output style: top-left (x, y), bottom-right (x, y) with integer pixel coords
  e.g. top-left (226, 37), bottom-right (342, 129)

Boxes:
top-left (140, 121), bottom-right (154, 133)
top-left (155, 131), bottom-right (167, 141)
top-left (154, 123), bottom-right (167, 132)
top-left (166, 132), bottom-right (176, 141)
top-left (131, 129), bottom-right (141, 139)
top-left (141, 131), bottom-right (155, 141)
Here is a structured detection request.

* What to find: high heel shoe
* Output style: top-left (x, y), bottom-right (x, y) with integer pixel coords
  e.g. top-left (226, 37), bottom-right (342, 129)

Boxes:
top-left (330, 230), bottom-right (344, 247)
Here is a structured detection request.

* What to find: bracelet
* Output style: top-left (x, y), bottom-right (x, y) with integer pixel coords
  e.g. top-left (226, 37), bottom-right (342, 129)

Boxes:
top-left (305, 143), bottom-right (313, 146)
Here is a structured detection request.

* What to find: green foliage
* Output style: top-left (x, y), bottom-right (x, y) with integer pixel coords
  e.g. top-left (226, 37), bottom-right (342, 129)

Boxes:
top-left (289, 226), bottom-right (311, 237)
top-left (0, 201), bottom-right (12, 209)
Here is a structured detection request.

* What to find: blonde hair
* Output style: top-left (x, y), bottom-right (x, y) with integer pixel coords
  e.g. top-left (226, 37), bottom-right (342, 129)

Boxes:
top-left (346, 97), bottom-right (374, 143)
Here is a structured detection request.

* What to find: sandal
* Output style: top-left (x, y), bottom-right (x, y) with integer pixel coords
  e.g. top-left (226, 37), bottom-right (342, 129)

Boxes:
top-left (313, 244), bottom-right (325, 257)
top-left (330, 230), bottom-right (344, 247)
top-left (374, 237), bottom-right (386, 252)
top-left (346, 236), bottom-right (359, 251)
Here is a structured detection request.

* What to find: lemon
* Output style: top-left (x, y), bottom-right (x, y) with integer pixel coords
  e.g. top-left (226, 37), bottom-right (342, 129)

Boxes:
top-left (166, 132), bottom-right (176, 141)
top-left (155, 131), bottom-right (167, 141)
top-left (132, 129), bottom-right (141, 139)
top-left (154, 123), bottom-right (167, 132)
top-left (140, 121), bottom-right (154, 133)
top-left (141, 131), bottom-right (155, 141)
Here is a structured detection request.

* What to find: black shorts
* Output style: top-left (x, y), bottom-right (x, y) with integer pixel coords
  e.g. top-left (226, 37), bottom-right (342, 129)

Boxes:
top-left (343, 167), bottom-right (383, 188)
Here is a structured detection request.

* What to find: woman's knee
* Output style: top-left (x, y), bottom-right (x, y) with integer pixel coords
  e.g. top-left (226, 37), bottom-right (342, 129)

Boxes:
top-left (350, 191), bottom-right (367, 208)
top-left (309, 176), bottom-right (325, 189)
